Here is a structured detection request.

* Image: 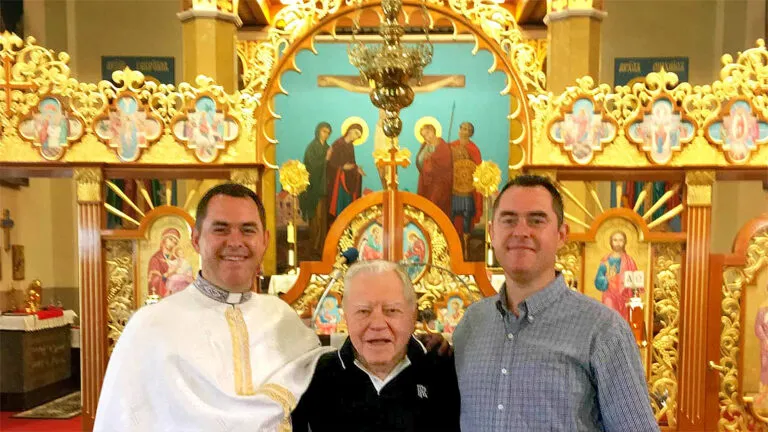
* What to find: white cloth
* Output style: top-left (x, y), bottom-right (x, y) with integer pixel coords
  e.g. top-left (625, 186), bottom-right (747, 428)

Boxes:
top-left (0, 310), bottom-right (77, 331)
top-left (94, 286), bottom-right (331, 432)
top-left (268, 273), bottom-right (299, 295)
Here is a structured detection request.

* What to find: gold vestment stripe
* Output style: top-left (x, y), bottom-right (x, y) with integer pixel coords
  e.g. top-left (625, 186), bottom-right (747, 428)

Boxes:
top-left (256, 383), bottom-right (297, 432)
top-left (224, 307), bottom-right (255, 396)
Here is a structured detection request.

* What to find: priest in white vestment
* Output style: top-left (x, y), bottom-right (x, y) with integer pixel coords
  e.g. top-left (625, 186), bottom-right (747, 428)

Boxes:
top-left (95, 184), bottom-right (331, 432)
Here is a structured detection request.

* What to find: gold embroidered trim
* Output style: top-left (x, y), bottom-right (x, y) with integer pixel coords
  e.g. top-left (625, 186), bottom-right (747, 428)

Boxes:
top-left (224, 307), bottom-right (255, 395)
top-left (255, 383), bottom-right (297, 432)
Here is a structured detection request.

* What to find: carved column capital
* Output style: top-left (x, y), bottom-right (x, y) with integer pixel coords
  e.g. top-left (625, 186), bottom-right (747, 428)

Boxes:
top-left (230, 168), bottom-right (260, 192)
top-left (685, 170), bottom-right (715, 207)
top-left (74, 167), bottom-right (103, 203)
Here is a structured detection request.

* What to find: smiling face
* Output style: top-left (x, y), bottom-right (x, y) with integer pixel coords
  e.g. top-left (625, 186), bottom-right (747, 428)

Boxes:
top-left (344, 270), bottom-right (416, 375)
top-left (490, 185), bottom-right (567, 285)
top-left (191, 195), bottom-right (269, 292)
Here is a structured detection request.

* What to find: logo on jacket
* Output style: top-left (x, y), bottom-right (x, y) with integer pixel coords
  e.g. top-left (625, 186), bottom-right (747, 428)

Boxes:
top-left (417, 384), bottom-right (428, 399)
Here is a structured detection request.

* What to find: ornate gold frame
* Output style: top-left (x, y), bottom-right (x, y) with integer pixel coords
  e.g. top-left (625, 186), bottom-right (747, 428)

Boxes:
top-left (712, 220), bottom-right (768, 431)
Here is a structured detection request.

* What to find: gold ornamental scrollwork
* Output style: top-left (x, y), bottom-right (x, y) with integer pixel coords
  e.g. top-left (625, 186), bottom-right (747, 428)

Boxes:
top-left (0, 31), bottom-right (261, 164)
top-left (716, 228), bottom-right (768, 431)
top-left (290, 274), bottom-right (344, 318)
top-left (290, 205), bottom-right (383, 316)
top-left (650, 243), bottom-right (682, 428)
top-left (401, 204), bottom-right (484, 311)
top-left (528, 40), bottom-right (768, 167)
top-left (238, 0), bottom-right (546, 97)
top-left (555, 241), bottom-right (581, 291)
top-left (685, 170), bottom-right (715, 207)
top-left (404, 204), bottom-right (449, 269)
top-left (105, 240), bottom-right (135, 355)
top-left (74, 167), bottom-right (102, 202)
top-left (230, 168), bottom-right (260, 191)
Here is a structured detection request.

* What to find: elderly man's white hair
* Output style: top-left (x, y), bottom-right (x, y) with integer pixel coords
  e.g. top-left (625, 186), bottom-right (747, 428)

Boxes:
top-left (342, 260), bottom-right (417, 309)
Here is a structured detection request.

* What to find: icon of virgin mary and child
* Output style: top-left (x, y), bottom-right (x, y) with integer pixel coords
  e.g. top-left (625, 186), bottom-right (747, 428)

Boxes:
top-left (147, 227), bottom-right (195, 298)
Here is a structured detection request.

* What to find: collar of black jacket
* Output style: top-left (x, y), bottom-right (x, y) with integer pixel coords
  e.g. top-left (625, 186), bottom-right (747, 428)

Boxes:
top-left (336, 335), bottom-right (428, 370)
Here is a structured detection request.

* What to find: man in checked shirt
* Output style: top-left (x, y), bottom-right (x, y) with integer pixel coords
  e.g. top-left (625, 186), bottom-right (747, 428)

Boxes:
top-left (453, 175), bottom-right (659, 431)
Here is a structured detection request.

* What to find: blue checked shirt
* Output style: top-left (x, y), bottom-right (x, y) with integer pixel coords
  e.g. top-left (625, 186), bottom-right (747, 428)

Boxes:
top-left (453, 274), bottom-right (659, 431)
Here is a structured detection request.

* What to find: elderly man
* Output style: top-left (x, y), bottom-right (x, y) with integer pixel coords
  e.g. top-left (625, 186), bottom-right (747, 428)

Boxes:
top-left (95, 183), bottom-right (330, 431)
top-left (292, 260), bottom-right (460, 431)
top-left (453, 175), bottom-right (659, 431)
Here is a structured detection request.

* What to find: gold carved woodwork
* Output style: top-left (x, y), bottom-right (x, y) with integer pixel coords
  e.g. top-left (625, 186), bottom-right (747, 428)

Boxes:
top-left (74, 167), bottom-right (102, 202)
top-left (237, 0), bottom-right (546, 97)
top-left (230, 168), bottom-right (260, 191)
top-left (528, 40), bottom-right (768, 167)
top-left (685, 170), bottom-right (715, 207)
top-left (241, 0), bottom-right (537, 166)
top-left (289, 205), bottom-right (383, 316)
top-left (0, 18), bottom-right (764, 169)
top-left (716, 228), bottom-right (768, 431)
top-left (403, 204), bottom-right (484, 311)
top-left (289, 203), bottom-right (485, 319)
top-left (105, 240), bottom-right (135, 355)
top-left (556, 241), bottom-right (581, 291)
top-left (650, 243), bottom-right (682, 427)
top-left (292, 274), bottom-right (343, 318)
top-left (0, 33), bottom-right (257, 164)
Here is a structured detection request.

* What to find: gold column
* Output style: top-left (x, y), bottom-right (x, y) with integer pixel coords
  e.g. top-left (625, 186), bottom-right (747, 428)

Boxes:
top-left (178, 0), bottom-right (240, 92)
top-left (678, 170), bottom-right (714, 431)
top-left (544, 0), bottom-right (606, 93)
top-left (75, 167), bottom-right (104, 432)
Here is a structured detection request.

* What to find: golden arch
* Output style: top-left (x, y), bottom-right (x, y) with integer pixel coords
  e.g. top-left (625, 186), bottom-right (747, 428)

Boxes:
top-left (253, 0), bottom-right (535, 170)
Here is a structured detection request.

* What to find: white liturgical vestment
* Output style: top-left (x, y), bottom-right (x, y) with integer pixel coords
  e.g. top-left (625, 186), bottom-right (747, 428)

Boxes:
top-left (94, 279), bottom-right (330, 432)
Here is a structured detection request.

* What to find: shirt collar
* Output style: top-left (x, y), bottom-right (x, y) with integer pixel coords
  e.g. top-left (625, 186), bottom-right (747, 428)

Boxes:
top-left (337, 335), bottom-right (427, 371)
top-left (193, 272), bottom-right (253, 305)
top-left (353, 357), bottom-right (412, 394)
top-left (495, 272), bottom-right (568, 318)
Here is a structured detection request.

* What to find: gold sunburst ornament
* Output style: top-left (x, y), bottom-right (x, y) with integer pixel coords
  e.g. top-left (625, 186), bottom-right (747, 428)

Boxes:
top-left (473, 161), bottom-right (502, 197)
top-left (474, 160), bottom-right (502, 267)
top-left (279, 160), bottom-right (309, 197)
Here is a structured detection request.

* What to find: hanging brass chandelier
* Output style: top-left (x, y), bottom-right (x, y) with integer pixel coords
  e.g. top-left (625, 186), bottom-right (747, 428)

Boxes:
top-left (347, 0), bottom-right (434, 141)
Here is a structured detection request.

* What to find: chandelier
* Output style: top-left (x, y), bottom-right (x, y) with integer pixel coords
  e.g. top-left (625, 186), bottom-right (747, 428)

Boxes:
top-left (347, 0), bottom-right (434, 140)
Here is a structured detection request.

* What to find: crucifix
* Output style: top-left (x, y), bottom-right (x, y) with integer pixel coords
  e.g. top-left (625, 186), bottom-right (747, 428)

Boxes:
top-left (318, 74), bottom-right (465, 93)
top-left (374, 145), bottom-right (411, 191)
top-left (1, 209), bottom-right (14, 252)
top-left (0, 56), bottom-right (38, 116)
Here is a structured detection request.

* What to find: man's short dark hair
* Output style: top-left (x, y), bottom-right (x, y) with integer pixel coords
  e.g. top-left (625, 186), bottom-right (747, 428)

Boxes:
top-left (195, 183), bottom-right (267, 230)
top-left (492, 175), bottom-right (564, 226)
